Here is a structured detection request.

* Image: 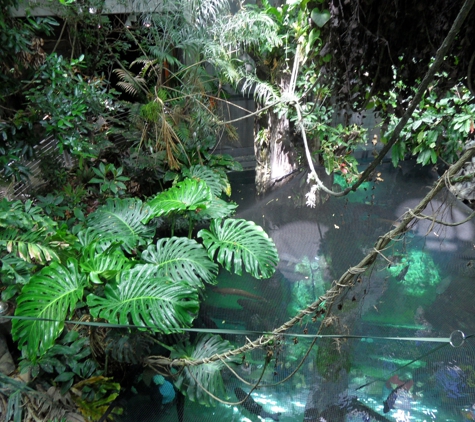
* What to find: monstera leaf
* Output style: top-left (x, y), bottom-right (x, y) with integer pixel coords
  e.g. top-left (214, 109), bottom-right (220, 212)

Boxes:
top-left (198, 218), bottom-right (279, 278)
top-left (80, 243), bottom-right (131, 284)
top-left (12, 258), bottom-right (88, 360)
top-left (87, 198), bottom-right (154, 253)
top-left (141, 237), bottom-right (218, 287)
top-left (1, 227), bottom-right (60, 263)
top-left (197, 197), bottom-right (237, 220)
top-left (145, 179), bottom-right (213, 221)
top-left (77, 227), bottom-right (115, 251)
top-left (182, 165), bottom-right (230, 197)
top-left (87, 265), bottom-right (199, 333)
top-left (171, 334), bottom-right (237, 406)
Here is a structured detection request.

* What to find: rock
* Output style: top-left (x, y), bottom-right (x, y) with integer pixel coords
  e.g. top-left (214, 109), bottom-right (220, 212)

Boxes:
top-left (0, 333), bottom-right (15, 375)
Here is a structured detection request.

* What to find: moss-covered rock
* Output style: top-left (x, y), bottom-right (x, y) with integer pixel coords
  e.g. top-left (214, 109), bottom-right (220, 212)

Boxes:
top-left (387, 250), bottom-right (441, 296)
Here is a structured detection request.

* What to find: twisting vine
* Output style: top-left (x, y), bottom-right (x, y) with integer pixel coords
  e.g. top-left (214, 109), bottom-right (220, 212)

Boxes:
top-left (144, 145), bottom-right (475, 374)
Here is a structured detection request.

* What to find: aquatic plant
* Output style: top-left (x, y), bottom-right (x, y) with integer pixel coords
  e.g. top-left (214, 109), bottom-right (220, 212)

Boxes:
top-left (387, 249), bottom-right (441, 296)
top-left (287, 256), bottom-right (327, 317)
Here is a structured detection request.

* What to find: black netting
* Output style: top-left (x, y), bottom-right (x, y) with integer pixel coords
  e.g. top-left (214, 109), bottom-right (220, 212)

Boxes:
top-left (110, 161), bottom-right (475, 422)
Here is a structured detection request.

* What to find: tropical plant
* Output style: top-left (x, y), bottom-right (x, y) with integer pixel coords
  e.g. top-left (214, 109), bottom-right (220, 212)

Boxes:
top-left (171, 333), bottom-right (239, 407)
top-left (35, 194), bottom-right (68, 219)
top-left (4, 170), bottom-right (278, 416)
top-left (382, 81), bottom-right (475, 166)
top-left (111, 0), bottom-right (278, 174)
top-left (89, 162), bottom-right (130, 198)
top-left (21, 53), bottom-right (117, 159)
top-left (19, 330), bottom-right (101, 395)
top-left (0, 0), bottom-right (58, 181)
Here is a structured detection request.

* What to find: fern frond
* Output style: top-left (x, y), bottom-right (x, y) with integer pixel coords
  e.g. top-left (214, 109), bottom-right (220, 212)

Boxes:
top-left (113, 69), bottom-right (146, 97)
top-left (239, 72), bottom-right (281, 105)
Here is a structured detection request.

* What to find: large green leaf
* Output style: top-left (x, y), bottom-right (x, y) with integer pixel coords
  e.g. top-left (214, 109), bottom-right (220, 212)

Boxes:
top-left (197, 197), bottom-right (237, 220)
top-left (87, 198), bottom-right (154, 253)
top-left (141, 237), bottom-right (218, 287)
top-left (145, 179), bottom-right (213, 221)
top-left (80, 243), bottom-right (131, 284)
top-left (198, 218), bottom-right (279, 278)
top-left (87, 265), bottom-right (199, 333)
top-left (11, 258), bottom-right (87, 361)
top-left (171, 334), bottom-right (237, 406)
top-left (183, 165), bottom-right (230, 197)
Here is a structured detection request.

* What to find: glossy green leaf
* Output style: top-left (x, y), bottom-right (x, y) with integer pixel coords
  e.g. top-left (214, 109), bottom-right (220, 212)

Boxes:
top-left (198, 218), bottom-right (279, 279)
top-left (87, 198), bottom-right (154, 253)
top-left (87, 265), bottom-right (199, 333)
top-left (146, 179), bottom-right (213, 221)
top-left (197, 197), bottom-right (237, 220)
top-left (12, 259), bottom-right (87, 361)
top-left (80, 243), bottom-right (131, 284)
top-left (171, 334), bottom-right (238, 406)
top-left (141, 237), bottom-right (218, 287)
top-left (184, 165), bottom-right (229, 197)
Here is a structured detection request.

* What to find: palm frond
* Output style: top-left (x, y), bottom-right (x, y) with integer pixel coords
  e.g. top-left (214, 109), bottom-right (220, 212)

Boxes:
top-left (171, 333), bottom-right (237, 406)
top-left (11, 259), bottom-right (88, 361)
top-left (141, 236), bottom-right (218, 287)
top-left (212, 7), bottom-right (281, 52)
top-left (186, 0), bottom-right (231, 26)
top-left (198, 218), bottom-right (279, 278)
top-left (86, 198), bottom-right (154, 253)
top-left (239, 71), bottom-right (281, 105)
top-left (87, 264), bottom-right (199, 334)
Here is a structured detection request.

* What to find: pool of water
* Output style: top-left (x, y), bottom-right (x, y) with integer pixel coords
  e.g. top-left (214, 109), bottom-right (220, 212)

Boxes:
top-left (121, 161), bottom-right (475, 421)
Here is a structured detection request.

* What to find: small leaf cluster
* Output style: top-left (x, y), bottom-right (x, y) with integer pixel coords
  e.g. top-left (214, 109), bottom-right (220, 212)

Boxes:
top-left (89, 162), bottom-right (130, 198)
top-left (383, 82), bottom-right (475, 166)
top-left (19, 330), bottom-right (99, 395)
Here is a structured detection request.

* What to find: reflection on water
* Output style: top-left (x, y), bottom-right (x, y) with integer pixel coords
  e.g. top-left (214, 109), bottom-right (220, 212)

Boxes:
top-left (122, 162), bottom-right (475, 421)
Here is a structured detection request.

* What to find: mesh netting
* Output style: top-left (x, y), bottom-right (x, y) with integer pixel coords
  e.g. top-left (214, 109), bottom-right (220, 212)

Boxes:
top-left (110, 160), bottom-right (475, 422)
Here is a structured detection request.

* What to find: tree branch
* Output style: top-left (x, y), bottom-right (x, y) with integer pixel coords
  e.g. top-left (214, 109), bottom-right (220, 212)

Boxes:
top-left (301, 0), bottom-right (475, 197)
top-left (344, 0), bottom-right (475, 195)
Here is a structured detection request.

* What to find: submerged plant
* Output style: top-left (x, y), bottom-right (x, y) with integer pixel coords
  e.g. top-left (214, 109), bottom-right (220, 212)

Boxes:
top-left (387, 250), bottom-right (441, 296)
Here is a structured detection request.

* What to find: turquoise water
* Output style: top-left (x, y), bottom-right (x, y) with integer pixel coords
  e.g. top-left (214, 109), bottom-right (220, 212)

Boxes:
top-left (121, 164), bottom-right (475, 421)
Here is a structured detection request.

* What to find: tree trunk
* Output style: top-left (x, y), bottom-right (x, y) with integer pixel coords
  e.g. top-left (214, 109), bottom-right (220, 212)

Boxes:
top-left (254, 69), bottom-right (299, 195)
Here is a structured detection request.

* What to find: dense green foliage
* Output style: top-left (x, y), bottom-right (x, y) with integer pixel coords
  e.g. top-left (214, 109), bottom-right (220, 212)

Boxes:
top-left (0, 0), bottom-right (474, 419)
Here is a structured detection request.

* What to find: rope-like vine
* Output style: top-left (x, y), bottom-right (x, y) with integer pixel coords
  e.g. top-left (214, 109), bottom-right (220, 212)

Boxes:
top-left (145, 146), bottom-right (475, 376)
